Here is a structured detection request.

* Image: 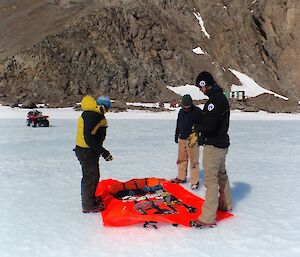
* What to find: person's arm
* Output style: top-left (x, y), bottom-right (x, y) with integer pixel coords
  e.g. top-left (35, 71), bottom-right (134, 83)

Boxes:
top-left (83, 113), bottom-right (105, 154)
top-left (175, 120), bottom-right (179, 143)
top-left (195, 102), bottom-right (220, 134)
top-left (95, 126), bottom-right (112, 159)
top-left (175, 110), bottom-right (182, 143)
top-left (99, 146), bottom-right (113, 161)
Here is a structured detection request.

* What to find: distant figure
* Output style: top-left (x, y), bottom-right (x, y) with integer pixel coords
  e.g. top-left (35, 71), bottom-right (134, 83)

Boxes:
top-left (26, 110), bottom-right (49, 127)
top-left (74, 95), bottom-right (113, 213)
top-left (190, 71), bottom-right (232, 229)
top-left (34, 110), bottom-right (42, 117)
top-left (159, 102), bottom-right (165, 108)
top-left (171, 94), bottom-right (203, 190)
top-left (170, 99), bottom-right (177, 108)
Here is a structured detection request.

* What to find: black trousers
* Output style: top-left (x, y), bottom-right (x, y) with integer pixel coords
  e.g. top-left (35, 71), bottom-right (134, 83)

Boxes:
top-left (75, 147), bottom-right (100, 210)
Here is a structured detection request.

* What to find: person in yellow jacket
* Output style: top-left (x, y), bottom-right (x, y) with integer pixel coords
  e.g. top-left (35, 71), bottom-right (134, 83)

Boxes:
top-left (74, 95), bottom-right (113, 213)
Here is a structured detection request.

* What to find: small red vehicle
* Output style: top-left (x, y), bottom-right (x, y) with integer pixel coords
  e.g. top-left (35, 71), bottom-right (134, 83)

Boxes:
top-left (26, 110), bottom-right (49, 127)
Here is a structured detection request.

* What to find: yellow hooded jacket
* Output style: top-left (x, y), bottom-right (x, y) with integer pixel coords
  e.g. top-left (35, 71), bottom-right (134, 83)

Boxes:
top-left (75, 96), bottom-right (108, 154)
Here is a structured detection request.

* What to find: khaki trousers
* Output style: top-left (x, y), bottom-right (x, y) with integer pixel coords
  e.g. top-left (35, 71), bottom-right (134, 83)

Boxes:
top-left (199, 145), bottom-right (232, 224)
top-left (177, 139), bottom-right (199, 185)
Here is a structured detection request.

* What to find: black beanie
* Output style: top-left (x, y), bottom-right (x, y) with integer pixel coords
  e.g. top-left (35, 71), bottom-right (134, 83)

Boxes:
top-left (195, 71), bottom-right (216, 88)
top-left (181, 94), bottom-right (193, 106)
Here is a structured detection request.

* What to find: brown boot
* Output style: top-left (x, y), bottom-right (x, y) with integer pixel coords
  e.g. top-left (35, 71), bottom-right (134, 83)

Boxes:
top-left (190, 220), bottom-right (216, 229)
top-left (82, 203), bottom-right (105, 213)
top-left (170, 177), bottom-right (187, 183)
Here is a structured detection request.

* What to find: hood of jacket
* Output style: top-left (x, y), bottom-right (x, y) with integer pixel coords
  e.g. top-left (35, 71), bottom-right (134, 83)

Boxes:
top-left (80, 95), bottom-right (104, 114)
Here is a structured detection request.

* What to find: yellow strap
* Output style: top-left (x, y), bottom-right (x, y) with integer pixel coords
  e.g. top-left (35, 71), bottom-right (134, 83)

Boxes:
top-left (91, 119), bottom-right (107, 135)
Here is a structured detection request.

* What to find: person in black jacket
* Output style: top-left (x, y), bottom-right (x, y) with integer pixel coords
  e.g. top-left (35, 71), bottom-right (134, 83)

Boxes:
top-left (190, 71), bottom-right (232, 228)
top-left (171, 94), bottom-right (203, 190)
top-left (74, 95), bottom-right (113, 213)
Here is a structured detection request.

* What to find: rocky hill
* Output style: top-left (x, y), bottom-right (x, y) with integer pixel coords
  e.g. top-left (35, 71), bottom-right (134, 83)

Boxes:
top-left (0, 0), bottom-right (299, 110)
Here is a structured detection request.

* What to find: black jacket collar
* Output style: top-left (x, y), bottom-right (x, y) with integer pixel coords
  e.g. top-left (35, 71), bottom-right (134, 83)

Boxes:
top-left (207, 84), bottom-right (223, 97)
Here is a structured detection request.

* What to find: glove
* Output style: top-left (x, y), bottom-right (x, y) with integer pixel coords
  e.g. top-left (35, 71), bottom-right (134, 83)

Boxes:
top-left (102, 149), bottom-right (113, 161)
top-left (187, 130), bottom-right (199, 148)
top-left (175, 136), bottom-right (178, 144)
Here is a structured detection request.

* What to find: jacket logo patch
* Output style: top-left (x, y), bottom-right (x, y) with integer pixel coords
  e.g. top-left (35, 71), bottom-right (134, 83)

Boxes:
top-left (208, 103), bottom-right (214, 111)
top-left (199, 80), bottom-right (206, 87)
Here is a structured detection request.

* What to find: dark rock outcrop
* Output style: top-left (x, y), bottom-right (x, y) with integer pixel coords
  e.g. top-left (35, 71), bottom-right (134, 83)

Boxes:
top-left (0, 0), bottom-right (299, 108)
top-left (230, 94), bottom-right (298, 113)
top-left (21, 100), bottom-right (37, 109)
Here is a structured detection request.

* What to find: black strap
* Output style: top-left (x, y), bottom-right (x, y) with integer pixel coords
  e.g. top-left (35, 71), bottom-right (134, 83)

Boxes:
top-left (134, 180), bottom-right (138, 190)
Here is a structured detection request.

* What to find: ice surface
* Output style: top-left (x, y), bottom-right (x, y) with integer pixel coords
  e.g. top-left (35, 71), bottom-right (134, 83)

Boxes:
top-left (1, 108), bottom-right (300, 257)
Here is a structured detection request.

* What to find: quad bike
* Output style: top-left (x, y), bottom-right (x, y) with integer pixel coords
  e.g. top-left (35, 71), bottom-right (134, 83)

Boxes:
top-left (26, 111), bottom-right (50, 127)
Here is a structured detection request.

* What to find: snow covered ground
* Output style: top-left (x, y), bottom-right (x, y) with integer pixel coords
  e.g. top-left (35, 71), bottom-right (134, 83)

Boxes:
top-left (229, 69), bottom-right (289, 100)
top-left (1, 107), bottom-right (300, 257)
top-left (166, 68), bottom-right (290, 101)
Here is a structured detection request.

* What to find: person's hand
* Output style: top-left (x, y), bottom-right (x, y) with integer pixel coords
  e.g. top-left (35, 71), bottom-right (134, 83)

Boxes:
top-left (102, 149), bottom-right (113, 161)
top-left (187, 131), bottom-right (199, 147)
top-left (175, 136), bottom-right (178, 144)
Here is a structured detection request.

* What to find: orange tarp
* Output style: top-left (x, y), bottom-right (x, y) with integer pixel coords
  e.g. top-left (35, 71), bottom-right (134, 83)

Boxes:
top-left (95, 178), bottom-right (233, 227)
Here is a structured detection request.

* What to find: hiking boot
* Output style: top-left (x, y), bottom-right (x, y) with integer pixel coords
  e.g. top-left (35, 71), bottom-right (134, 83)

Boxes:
top-left (190, 220), bottom-right (216, 229)
top-left (218, 202), bottom-right (232, 212)
top-left (191, 181), bottom-right (199, 190)
top-left (82, 203), bottom-right (105, 213)
top-left (170, 177), bottom-right (187, 184)
top-left (218, 207), bottom-right (233, 212)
